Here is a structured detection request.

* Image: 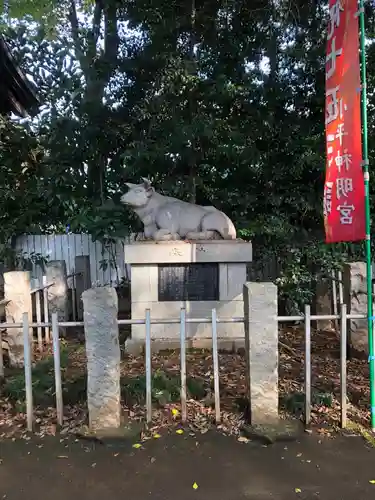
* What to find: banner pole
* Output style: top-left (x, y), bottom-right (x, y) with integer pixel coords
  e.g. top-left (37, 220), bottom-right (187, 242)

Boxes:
top-left (359, 0), bottom-right (375, 431)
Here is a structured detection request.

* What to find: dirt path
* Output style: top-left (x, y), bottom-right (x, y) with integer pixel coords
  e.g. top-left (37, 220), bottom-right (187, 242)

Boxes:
top-left (1, 431), bottom-right (374, 499)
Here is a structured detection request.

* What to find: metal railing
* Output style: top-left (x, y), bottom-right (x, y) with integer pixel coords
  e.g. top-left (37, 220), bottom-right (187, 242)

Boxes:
top-left (30, 277), bottom-right (54, 347)
top-left (0, 303), bottom-right (367, 433)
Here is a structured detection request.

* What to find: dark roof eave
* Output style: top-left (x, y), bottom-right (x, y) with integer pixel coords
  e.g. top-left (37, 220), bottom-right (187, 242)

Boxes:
top-left (0, 35), bottom-right (41, 117)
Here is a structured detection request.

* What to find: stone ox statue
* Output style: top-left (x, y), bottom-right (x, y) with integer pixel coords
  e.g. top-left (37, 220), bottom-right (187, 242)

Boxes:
top-left (120, 179), bottom-right (236, 241)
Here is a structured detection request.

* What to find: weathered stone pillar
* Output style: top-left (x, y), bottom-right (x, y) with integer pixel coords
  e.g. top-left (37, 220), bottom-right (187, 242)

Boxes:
top-left (343, 262), bottom-right (373, 353)
top-left (316, 279), bottom-right (334, 331)
top-left (46, 261), bottom-right (69, 336)
top-left (75, 255), bottom-right (91, 320)
top-left (82, 287), bottom-right (121, 431)
top-left (4, 271), bottom-right (32, 367)
top-left (243, 282), bottom-right (278, 424)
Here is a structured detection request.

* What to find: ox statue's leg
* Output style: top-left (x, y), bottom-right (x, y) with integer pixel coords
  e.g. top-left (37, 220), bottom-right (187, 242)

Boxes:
top-left (152, 229), bottom-right (181, 241)
top-left (185, 230), bottom-right (218, 240)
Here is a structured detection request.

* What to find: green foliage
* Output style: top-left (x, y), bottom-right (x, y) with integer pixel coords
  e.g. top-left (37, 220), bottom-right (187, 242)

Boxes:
top-left (282, 390), bottom-right (333, 416)
top-left (2, 350), bottom-right (206, 409)
top-left (2, 346), bottom-right (70, 405)
top-left (121, 370), bottom-right (207, 407)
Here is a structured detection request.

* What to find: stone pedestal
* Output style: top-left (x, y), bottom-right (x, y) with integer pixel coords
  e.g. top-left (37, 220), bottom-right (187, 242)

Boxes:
top-left (82, 287), bottom-right (121, 431)
top-left (4, 271), bottom-right (32, 367)
top-left (124, 240), bottom-right (252, 353)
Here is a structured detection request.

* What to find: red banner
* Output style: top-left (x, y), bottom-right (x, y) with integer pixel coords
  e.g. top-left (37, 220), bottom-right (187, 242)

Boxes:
top-left (324, 0), bottom-right (365, 243)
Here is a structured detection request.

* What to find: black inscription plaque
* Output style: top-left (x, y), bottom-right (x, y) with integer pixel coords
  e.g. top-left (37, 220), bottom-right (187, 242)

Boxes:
top-left (158, 263), bottom-right (219, 302)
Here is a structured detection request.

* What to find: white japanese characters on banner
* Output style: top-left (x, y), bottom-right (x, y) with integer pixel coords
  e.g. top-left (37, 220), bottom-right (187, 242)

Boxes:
top-left (324, 0), bottom-right (365, 242)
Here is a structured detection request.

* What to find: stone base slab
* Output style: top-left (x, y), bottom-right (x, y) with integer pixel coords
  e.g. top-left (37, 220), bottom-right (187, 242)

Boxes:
top-left (126, 337), bottom-right (245, 356)
top-left (124, 239), bottom-right (252, 264)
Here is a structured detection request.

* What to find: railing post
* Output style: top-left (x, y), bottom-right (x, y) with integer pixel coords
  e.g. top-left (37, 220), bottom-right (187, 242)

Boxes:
top-left (340, 303), bottom-right (347, 428)
top-left (42, 276), bottom-right (50, 343)
top-left (0, 328), bottom-right (4, 379)
top-left (52, 312), bottom-right (63, 426)
top-left (71, 274), bottom-right (77, 322)
top-left (35, 280), bottom-right (43, 350)
top-left (304, 304), bottom-right (311, 426)
top-left (211, 308), bottom-right (220, 423)
top-left (338, 270), bottom-right (344, 306)
top-left (332, 270), bottom-right (338, 331)
top-left (180, 308), bottom-right (187, 423)
top-left (145, 309), bottom-right (152, 424)
top-left (23, 312), bottom-right (33, 432)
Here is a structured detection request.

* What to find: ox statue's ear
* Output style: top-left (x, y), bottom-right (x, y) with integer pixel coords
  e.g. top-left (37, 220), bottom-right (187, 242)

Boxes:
top-left (125, 182), bottom-right (135, 189)
top-left (141, 177), bottom-right (152, 189)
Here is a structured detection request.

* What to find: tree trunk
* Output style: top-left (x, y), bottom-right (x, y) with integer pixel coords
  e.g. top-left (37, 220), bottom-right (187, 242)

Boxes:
top-left (187, 0), bottom-right (197, 205)
top-left (68, 0), bottom-right (119, 202)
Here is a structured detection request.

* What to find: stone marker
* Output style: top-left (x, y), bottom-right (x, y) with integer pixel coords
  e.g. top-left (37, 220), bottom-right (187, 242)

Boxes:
top-left (316, 279), bottom-right (334, 331)
top-left (75, 255), bottom-right (91, 320)
top-left (343, 261), bottom-right (373, 353)
top-left (46, 260), bottom-right (69, 336)
top-left (82, 287), bottom-right (121, 432)
top-left (4, 271), bottom-right (32, 367)
top-left (243, 282), bottom-right (278, 424)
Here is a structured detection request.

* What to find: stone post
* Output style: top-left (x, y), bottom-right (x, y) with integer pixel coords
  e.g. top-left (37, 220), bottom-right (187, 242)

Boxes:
top-left (46, 261), bottom-right (69, 336)
top-left (4, 271), bottom-right (32, 367)
top-left (243, 282), bottom-right (278, 424)
top-left (75, 255), bottom-right (91, 320)
top-left (82, 287), bottom-right (121, 432)
top-left (315, 279), bottom-right (334, 331)
top-left (343, 262), bottom-right (373, 353)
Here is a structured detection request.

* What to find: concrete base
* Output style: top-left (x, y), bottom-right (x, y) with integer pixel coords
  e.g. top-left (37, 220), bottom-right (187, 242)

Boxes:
top-left (124, 240), bottom-right (252, 352)
top-left (126, 337), bottom-right (245, 356)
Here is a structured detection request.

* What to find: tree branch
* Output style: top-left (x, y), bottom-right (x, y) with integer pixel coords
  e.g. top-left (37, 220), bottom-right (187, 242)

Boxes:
top-left (103, 2), bottom-right (119, 67)
top-left (68, 0), bottom-right (86, 69)
top-left (87, 0), bottom-right (103, 62)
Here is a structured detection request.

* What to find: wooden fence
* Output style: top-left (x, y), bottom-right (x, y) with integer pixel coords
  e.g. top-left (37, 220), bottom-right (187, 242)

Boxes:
top-left (15, 234), bottom-right (132, 288)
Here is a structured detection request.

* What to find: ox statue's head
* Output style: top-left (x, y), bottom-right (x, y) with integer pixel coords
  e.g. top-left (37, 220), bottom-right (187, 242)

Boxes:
top-left (120, 178), bottom-right (155, 208)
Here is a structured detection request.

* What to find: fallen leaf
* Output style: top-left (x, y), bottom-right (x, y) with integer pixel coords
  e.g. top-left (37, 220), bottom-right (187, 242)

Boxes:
top-left (113, 453), bottom-right (119, 457)
top-left (237, 436), bottom-right (250, 443)
top-left (176, 429), bottom-right (184, 435)
top-left (295, 488), bottom-right (301, 493)
top-left (369, 480), bottom-right (375, 484)
top-left (57, 456), bottom-right (68, 459)
top-left (193, 482), bottom-right (198, 490)
top-left (153, 433), bottom-right (161, 439)
top-left (91, 463), bottom-right (96, 468)
top-left (132, 443), bottom-right (142, 449)
top-left (172, 409), bottom-right (179, 417)
top-left (296, 453), bottom-right (302, 457)
top-left (150, 457), bottom-right (156, 463)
